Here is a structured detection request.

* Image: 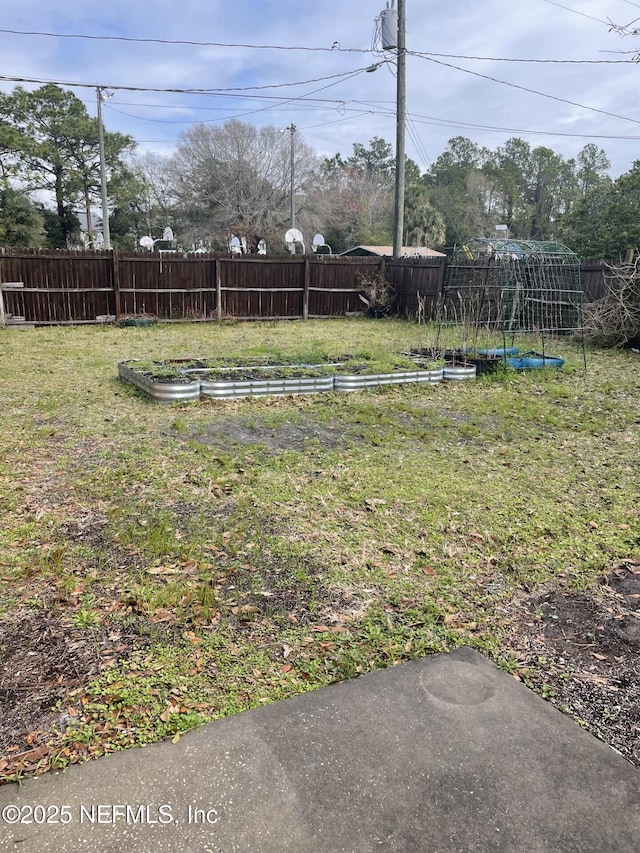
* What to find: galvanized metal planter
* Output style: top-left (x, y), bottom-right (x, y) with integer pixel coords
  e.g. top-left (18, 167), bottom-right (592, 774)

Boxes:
top-left (334, 366), bottom-right (443, 392)
top-left (443, 364), bottom-right (477, 381)
top-left (118, 359), bottom-right (449, 402)
top-left (200, 373), bottom-right (334, 400)
top-left (118, 361), bottom-right (201, 403)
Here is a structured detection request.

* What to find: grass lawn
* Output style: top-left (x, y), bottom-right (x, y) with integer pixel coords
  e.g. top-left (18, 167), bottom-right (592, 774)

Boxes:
top-left (1, 318), bottom-right (639, 781)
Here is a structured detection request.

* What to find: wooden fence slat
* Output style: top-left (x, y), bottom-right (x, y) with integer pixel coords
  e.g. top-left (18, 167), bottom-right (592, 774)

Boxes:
top-left (303, 257), bottom-right (310, 321)
top-left (0, 248), bottom-right (608, 325)
top-left (113, 247), bottom-right (122, 320)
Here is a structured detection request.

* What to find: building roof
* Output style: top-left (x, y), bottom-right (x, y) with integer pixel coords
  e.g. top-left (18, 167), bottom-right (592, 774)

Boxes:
top-left (340, 245), bottom-right (446, 258)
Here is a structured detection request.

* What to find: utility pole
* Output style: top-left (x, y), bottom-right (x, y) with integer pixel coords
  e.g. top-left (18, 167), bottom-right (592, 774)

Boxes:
top-left (392, 0), bottom-right (406, 260)
top-left (288, 124), bottom-right (297, 230)
top-left (96, 87), bottom-right (111, 251)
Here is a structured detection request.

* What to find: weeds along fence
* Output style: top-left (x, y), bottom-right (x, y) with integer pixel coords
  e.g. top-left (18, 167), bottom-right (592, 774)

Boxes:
top-left (0, 247), bottom-right (606, 326)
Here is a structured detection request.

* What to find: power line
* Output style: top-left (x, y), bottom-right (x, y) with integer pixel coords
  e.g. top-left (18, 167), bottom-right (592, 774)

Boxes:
top-left (538, 0), bottom-right (613, 27)
top-left (105, 66), bottom-right (376, 127)
top-left (218, 66), bottom-right (377, 122)
top-left (133, 111), bottom-right (376, 145)
top-left (0, 27), bottom-right (370, 53)
top-left (104, 100), bottom-right (370, 125)
top-left (0, 72), bottom-right (367, 101)
top-left (107, 86), bottom-right (640, 143)
top-left (352, 100), bottom-right (640, 141)
top-left (406, 114), bottom-right (431, 169)
top-left (407, 114), bottom-right (640, 141)
top-left (104, 102), bottom-right (320, 124)
top-left (92, 99), bottom-right (361, 114)
top-left (102, 101), bottom-right (328, 120)
top-left (410, 51), bottom-right (636, 64)
top-left (178, 67), bottom-right (379, 93)
top-left (87, 99), bottom-right (287, 112)
top-left (418, 55), bottom-right (640, 127)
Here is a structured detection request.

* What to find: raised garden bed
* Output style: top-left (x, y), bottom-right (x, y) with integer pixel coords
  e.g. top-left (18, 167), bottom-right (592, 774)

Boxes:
top-left (333, 364), bottom-right (443, 392)
top-left (119, 355), bottom-right (446, 401)
top-left (200, 366), bottom-right (335, 400)
top-left (443, 364), bottom-right (477, 381)
top-left (118, 361), bottom-right (201, 403)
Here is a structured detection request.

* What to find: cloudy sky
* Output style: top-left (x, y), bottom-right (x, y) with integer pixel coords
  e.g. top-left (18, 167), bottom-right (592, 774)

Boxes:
top-left (1, 0), bottom-right (640, 176)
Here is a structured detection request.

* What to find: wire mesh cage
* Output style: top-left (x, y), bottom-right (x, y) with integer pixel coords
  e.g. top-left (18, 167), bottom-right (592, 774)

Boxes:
top-left (439, 238), bottom-right (585, 359)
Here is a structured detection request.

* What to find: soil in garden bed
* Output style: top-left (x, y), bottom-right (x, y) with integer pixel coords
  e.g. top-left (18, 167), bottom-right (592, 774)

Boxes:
top-left (408, 348), bottom-right (506, 372)
top-left (124, 354), bottom-right (441, 385)
top-left (200, 366), bottom-right (335, 382)
top-left (124, 356), bottom-right (354, 384)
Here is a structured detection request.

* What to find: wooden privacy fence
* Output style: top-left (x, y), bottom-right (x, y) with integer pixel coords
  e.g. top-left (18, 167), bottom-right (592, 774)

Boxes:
top-left (580, 260), bottom-right (609, 303)
top-left (387, 257), bottom-right (447, 317)
top-left (0, 248), bottom-right (608, 326)
top-left (0, 249), bottom-right (385, 325)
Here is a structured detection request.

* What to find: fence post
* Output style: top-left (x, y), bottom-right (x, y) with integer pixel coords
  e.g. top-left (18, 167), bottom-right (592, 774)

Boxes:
top-left (303, 257), bottom-right (310, 320)
top-left (216, 258), bottom-right (223, 321)
top-left (112, 247), bottom-right (122, 321)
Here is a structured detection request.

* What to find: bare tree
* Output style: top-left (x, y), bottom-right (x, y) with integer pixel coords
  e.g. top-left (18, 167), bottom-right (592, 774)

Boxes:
top-left (313, 155), bottom-right (395, 251)
top-left (169, 120), bottom-right (320, 250)
top-left (131, 152), bottom-right (177, 235)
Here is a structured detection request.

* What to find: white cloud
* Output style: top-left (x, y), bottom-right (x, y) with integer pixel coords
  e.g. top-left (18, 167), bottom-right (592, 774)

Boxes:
top-left (1, 0), bottom-right (639, 175)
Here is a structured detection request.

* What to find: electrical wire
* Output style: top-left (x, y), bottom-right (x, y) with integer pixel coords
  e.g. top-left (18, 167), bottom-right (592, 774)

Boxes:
top-left (406, 114), bottom-right (431, 169)
top-left (0, 71), bottom-right (370, 99)
top-left (98, 85), bottom-right (640, 143)
top-left (104, 66), bottom-right (379, 126)
top-left (352, 99), bottom-right (640, 140)
top-left (409, 51), bottom-right (636, 64)
top-left (405, 122), bottom-right (428, 171)
top-left (538, 0), bottom-right (613, 26)
top-left (132, 111), bottom-right (376, 144)
top-left (417, 55), bottom-right (640, 127)
top-left (298, 112), bottom-right (374, 132)
top-left (0, 27), bottom-right (371, 53)
top-left (169, 67), bottom-right (381, 93)
top-left (104, 101), bottom-right (321, 124)
top-left (406, 114), bottom-right (640, 141)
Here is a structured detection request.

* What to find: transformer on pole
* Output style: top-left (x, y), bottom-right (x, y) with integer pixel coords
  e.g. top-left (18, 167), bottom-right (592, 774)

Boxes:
top-left (381, 1), bottom-right (398, 50)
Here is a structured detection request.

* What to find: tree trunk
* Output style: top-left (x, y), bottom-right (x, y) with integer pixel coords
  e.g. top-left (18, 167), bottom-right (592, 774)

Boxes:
top-left (84, 182), bottom-right (93, 247)
top-left (55, 167), bottom-right (70, 247)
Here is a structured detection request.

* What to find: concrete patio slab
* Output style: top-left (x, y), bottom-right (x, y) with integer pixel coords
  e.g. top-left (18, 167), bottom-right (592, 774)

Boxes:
top-left (1, 647), bottom-right (638, 852)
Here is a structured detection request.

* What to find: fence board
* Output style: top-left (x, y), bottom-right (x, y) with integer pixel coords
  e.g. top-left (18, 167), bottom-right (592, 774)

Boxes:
top-left (387, 258), bottom-right (447, 317)
top-left (581, 260), bottom-right (607, 303)
top-left (0, 249), bottom-right (114, 322)
top-left (0, 248), bottom-right (609, 325)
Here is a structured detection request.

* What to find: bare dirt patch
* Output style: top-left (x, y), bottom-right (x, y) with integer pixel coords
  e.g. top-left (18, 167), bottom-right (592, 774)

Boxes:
top-left (0, 608), bottom-right (141, 770)
top-left (179, 414), bottom-right (353, 455)
top-left (504, 561), bottom-right (640, 767)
